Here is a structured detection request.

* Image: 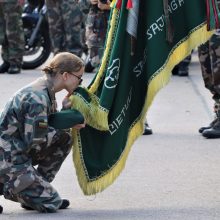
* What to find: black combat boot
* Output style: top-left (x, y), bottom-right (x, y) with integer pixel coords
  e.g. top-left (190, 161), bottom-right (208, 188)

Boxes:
top-left (85, 60), bottom-right (95, 73)
top-left (8, 64), bottom-right (21, 74)
top-left (143, 123), bottom-right (153, 135)
top-left (178, 54), bottom-right (191, 76)
top-left (198, 117), bottom-right (218, 133)
top-left (172, 65), bottom-right (189, 76)
top-left (172, 65), bottom-right (179, 75)
top-left (0, 61), bottom-right (10, 73)
top-left (59, 199), bottom-right (70, 209)
top-left (202, 112), bottom-right (220, 138)
top-left (0, 183), bottom-right (3, 214)
top-left (178, 64), bottom-right (189, 76)
top-left (178, 69), bottom-right (189, 76)
top-left (0, 183), bottom-right (3, 195)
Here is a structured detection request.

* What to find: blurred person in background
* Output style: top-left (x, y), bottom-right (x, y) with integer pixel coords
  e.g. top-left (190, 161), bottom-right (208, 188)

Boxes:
top-left (84, 0), bottom-right (111, 73)
top-left (0, 0), bottom-right (25, 74)
top-left (45, 0), bottom-right (83, 56)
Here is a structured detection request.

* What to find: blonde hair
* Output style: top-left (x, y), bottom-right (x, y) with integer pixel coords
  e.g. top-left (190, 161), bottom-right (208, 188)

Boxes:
top-left (42, 52), bottom-right (84, 75)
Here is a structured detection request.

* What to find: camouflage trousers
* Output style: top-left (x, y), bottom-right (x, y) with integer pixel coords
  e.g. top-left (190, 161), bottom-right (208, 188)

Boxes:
top-left (0, 130), bottom-right (72, 213)
top-left (198, 34), bottom-right (220, 112)
top-left (85, 10), bottom-right (110, 67)
top-left (0, 2), bottom-right (24, 65)
top-left (45, 0), bottom-right (83, 56)
top-left (81, 13), bottom-right (88, 55)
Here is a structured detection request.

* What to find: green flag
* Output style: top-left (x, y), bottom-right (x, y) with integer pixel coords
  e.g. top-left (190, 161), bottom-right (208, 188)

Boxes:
top-left (69, 0), bottom-right (214, 195)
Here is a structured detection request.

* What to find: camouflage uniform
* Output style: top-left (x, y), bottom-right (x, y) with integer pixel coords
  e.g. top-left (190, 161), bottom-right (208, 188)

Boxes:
top-left (85, 2), bottom-right (110, 68)
top-left (45, 0), bottom-right (83, 56)
top-left (0, 0), bottom-right (25, 66)
top-left (198, 34), bottom-right (220, 115)
top-left (197, 33), bottom-right (220, 137)
top-left (78, 0), bottom-right (91, 56)
top-left (0, 77), bottom-right (72, 213)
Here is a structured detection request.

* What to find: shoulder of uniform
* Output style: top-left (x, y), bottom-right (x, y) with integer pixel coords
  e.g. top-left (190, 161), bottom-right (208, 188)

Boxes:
top-left (14, 88), bottom-right (49, 114)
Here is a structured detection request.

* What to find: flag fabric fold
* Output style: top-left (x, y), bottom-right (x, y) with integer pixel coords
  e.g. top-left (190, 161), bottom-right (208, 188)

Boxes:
top-left (69, 0), bottom-right (214, 195)
top-left (206, 0), bottom-right (220, 30)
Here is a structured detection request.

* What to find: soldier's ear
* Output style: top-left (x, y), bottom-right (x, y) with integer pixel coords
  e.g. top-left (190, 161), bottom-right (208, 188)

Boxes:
top-left (62, 72), bottom-right (68, 80)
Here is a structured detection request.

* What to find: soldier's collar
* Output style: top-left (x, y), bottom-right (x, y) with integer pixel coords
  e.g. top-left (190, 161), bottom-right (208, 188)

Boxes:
top-left (45, 76), bottom-right (57, 113)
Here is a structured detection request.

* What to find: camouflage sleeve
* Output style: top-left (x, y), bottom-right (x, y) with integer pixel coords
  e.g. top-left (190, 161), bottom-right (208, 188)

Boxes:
top-left (21, 93), bottom-right (49, 146)
top-left (78, 0), bottom-right (91, 13)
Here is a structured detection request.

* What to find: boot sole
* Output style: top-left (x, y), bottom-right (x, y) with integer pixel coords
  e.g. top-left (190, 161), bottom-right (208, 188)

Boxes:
top-left (202, 133), bottom-right (220, 138)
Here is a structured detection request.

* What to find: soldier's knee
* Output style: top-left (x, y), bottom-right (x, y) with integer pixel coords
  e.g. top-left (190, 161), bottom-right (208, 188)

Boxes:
top-left (55, 130), bottom-right (73, 151)
top-left (62, 130), bottom-right (73, 147)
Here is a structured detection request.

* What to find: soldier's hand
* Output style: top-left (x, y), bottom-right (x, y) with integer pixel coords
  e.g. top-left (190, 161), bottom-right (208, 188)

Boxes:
top-left (62, 96), bottom-right (72, 109)
top-left (98, 0), bottom-right (111, 10)
top-left (18, 0), bottom-right (25, 6)
top-left (90, 0), bottom-right (98, 5)
top-left (73, 122), bottom-right (86, 130)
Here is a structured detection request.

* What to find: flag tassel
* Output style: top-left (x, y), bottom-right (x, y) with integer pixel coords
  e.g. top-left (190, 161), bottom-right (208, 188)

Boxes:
top-left (116, 0), bottom-right (122, 9)
top-left (126, 0), bottom-right (133, 9)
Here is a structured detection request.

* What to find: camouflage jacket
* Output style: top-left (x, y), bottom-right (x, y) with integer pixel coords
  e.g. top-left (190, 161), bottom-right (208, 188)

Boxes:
top-left (0, 0), bottom-right (21, 2)
top-left (78, 0), bottom-right (90, 13)
top-left (0, 77), bottom-right (56, 176)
